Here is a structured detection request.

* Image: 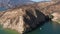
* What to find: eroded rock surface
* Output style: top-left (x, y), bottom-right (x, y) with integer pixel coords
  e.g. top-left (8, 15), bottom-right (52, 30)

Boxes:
top-left (0, 1), bottom-right (60, 34)
top-left (0, 6), bottom-right (47, 34)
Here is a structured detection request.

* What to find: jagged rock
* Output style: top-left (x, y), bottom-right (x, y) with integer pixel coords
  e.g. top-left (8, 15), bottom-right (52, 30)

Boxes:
top-left (0, 5), bottom-right (47, 34)
top-left (0, 1), bottom-right (60, 34)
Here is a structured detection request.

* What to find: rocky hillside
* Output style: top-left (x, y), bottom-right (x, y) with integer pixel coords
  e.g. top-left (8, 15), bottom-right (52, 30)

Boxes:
top-left (0, 1), bottom-right (60, 34)
top-left (0, 0), bottom-right (35, 9)
top-left (0, 4), bottom-right (48, 34)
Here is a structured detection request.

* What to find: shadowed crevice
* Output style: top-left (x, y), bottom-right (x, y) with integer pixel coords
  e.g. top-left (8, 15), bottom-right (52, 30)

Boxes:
top-left (23, 9), bottom-right (50, 34)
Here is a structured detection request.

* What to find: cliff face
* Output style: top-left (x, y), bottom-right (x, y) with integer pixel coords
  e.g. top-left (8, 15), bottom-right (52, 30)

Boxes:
top-left (35, 1), bottom-right (60, 22)
top-left (39, 1), bottom-right (60, 23)
top-left (0, 5), bottom-right (47, 34)
top-left (0, 1), bottom-right (60, 34)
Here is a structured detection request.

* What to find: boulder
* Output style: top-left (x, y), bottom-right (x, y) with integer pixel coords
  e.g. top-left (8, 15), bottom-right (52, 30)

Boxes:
top-left (51, 12), bottom-right (60, 23)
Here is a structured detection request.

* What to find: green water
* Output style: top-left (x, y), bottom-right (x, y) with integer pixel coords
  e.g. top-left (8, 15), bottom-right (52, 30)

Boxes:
top-left (0, 25), bottom-right (20, 34)
top-left (27, 21), bottom-right (60, 34)
top-left (0, 21), bottom-right (60, 34)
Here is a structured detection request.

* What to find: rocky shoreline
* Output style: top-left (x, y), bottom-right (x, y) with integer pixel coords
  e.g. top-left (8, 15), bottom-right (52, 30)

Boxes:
top-left (0, 6), bottom-right (49, 34)
top-left (0, 1), bottom-right (60, 34)
top-left (51, 12), bottom-right (60, 24)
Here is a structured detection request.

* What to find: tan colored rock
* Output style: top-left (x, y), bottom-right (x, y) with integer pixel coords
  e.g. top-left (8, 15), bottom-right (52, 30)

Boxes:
top-left (0, 9), bottom-right (25, 34)
top-left (0, 5), bottom-right (46, 34)
top-left (1, 1), bottom-right (60, 34)
top-left (51, 12), bottom-right (60, 23)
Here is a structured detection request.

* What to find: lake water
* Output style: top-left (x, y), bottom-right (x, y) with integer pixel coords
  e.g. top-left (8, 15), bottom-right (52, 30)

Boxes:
top-left (0, 21), bottom-right (60, 34)
top-left (27, 21), bottom-right (60, 34)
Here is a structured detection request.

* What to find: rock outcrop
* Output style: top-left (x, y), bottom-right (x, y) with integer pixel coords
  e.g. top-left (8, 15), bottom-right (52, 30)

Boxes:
top-left (39, 1), bottom-right (60, 23)
top-left (51, 12), bottom-right (60, 23)
top-left (0, 5), bottom-right (48, 34)
top-left (0, 1), bottom-right (60, 34)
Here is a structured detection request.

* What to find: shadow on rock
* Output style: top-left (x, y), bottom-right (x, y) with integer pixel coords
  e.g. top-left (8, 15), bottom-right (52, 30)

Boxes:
top-left (23, 9), bottom-right (50, 34)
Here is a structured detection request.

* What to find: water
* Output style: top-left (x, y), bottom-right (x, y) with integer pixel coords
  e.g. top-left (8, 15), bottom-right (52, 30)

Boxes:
top-left (27, 21), bottom-right (60, 34)
top-left (0, 7), bottom-right (7, 11)
top-left (0, 25), bottom-right (20, 34)
top-left (0, 21), bottom-right (60, 34)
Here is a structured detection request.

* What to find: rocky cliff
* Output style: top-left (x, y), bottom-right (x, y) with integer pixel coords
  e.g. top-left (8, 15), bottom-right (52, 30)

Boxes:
top-left (0, 5), bottom-right (47, 34)
top-left (0, 1), bottom-right (60, 34)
